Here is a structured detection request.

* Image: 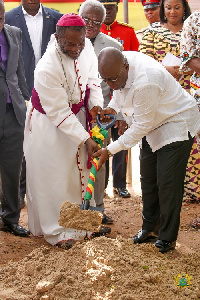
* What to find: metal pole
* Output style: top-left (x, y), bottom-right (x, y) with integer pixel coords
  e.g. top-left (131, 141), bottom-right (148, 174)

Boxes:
top-left (123, 0), bottom-right (129, 24)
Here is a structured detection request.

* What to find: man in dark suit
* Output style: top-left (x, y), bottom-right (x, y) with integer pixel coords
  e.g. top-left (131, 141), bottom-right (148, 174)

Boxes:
top-left (79, 0), bottom-right (124, 224)
top-left (98, 0), bottom-right (140, 198)
top-left (5, 0), bottom-right (63, 95)
top-left (5, 0), bottom-right (63, 207)
top-left (0, 0), bottom-right (30, 236)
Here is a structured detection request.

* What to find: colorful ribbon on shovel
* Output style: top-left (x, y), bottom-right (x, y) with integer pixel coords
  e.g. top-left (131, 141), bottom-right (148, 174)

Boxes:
top-left (84, 125), bottom-right (108, 204)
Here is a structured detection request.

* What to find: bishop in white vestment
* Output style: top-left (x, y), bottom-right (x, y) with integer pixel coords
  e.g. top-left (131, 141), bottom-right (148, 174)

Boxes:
top-left (24, 14), bottom-right (104, 246)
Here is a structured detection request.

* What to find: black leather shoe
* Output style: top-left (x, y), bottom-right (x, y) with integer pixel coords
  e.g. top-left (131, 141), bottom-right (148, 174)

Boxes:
top-left (3, 223), bottom-right (30, 237)
top-left (133, 229), bottom-right (157, 244)
top-left (114, 188), bottom-right (131, 198)
top-left (155, 239), bottom-right (176, 253)
top-left (102, 214), bottom-right (113, 225)
top-left (20, 194), bottom-right (26, 209)
top-left (92, 226), bottom-right (111, 237)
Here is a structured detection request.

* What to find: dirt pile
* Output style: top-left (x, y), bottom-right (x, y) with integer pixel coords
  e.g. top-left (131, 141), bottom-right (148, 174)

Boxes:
top-left (0, 236), bottom-right (200, 300)
top-left (59, 201), bottom-right (102, 232)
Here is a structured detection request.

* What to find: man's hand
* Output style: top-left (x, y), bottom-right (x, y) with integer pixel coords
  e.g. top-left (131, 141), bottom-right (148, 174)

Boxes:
top-left (90, 106), bottom-right (102, 123)
top-left (165, 66), bottom-right (182, 81)
top-left (114, 120), bottom-right (128, 135)
top-left (85, 137), bottom-right (100, 157)
top-left (92, 148), bottom-right (108, 170)
top-left (99, 107), bottom-right (116, 123)
top-left (186, 57), bottom-right (200, 74)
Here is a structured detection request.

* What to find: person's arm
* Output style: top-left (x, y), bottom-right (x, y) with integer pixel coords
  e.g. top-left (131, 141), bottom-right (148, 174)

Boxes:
top-left (164, 66), bottom-right (182, 81)
top-left (93, 84), bottom-right (161, 169)
top-left (115, 120), bottom-right (128, 135)
top-left (35, 63), bottom-right (90, 147)
top-left (85, 137), bottom-right (101, 157)
top-left (186, 57), bottom-right (200, 74)
top-left (139, 28), bottom-right (155, 59)
top-left (180, 13), bottom-right (199, 73)
top-left (108, 84), bottom-right (160, 154)
top-left (108, 94), bottom-right (128, 135)
top-left (16, 29), bottom-right (30, 100)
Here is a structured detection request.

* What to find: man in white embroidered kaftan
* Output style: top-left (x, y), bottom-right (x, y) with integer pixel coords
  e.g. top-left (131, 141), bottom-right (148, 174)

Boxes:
top-left (24, 13), bottom-right (104, 247)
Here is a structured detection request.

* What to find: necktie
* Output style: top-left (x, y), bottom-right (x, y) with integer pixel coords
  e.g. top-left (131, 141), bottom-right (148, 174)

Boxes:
top-left (0, 44), bottom-right (5, 70)
top-left (0, 45), bottom-right (2, 62)
top-left (0, 44), bottom-right (3, 67)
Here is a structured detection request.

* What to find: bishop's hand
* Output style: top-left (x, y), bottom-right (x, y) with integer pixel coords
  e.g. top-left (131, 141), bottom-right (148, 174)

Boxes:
top-left (90, 106), bottom-right (102, 123)
top-left (85, 137), bottom-right (100, 157)
top-left (92, 148), bottom-right (109, 170)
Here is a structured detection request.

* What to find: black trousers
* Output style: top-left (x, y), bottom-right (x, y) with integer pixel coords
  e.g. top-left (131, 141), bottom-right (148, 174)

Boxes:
top-left (140, 135), bottom-right (193, 241)
top-left (111, 127), bottom-right (128, 188)
top-left (20, 156), bottom-right (26, 195)
top-left (0, 104), bottom-right (24, 224)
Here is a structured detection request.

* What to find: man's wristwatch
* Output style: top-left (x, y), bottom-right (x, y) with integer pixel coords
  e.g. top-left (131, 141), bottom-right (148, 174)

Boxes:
top-left (106, 147), bottom-right (113, 157)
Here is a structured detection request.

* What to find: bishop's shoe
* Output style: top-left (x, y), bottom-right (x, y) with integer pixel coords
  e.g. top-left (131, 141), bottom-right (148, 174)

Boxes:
top-left (92, 226), bottom-right (111, 237)
top-left (102, 214), bottom-right (113, 225)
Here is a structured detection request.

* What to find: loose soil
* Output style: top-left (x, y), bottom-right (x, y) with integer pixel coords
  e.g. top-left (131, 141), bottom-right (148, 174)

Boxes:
top-left (0, 182), bottom-right (200, 299)
top-left (59, 201), bottom-right (102, 232)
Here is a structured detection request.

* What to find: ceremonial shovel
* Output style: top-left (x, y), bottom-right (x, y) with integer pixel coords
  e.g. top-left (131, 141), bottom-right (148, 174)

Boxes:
top-left (80, 114), bottom-right (116, 211)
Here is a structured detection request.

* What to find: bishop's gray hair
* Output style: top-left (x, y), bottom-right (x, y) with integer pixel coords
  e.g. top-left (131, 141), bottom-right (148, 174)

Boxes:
top-left (79, 0), bottom-right (106, 23)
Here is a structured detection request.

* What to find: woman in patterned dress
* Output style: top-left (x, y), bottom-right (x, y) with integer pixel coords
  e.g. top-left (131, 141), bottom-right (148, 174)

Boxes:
top-left (180, 11), bottom-right (200, 207)
top-left (139, 0), bottom-right (200, 203)
top-left (139, 0), bottom-right (191, 91)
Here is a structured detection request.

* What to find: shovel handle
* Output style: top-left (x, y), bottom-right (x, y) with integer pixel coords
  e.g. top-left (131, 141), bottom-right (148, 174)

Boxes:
top-left (83, 157), bottom-right (99, 210)
top-left (96, 114), bottom-right (115, 130)
top-left (82, 119), bottom-right (109, 210)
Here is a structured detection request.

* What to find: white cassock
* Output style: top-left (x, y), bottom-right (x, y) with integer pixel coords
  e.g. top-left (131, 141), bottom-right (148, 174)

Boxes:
top-left (24, 38), bottom-right (104, 245)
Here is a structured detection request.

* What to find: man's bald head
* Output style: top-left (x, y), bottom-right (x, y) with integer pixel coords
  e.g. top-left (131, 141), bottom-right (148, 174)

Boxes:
top-left (98, 47), bottom-right (123, 71)
top-left (98, 47), bottom-right (129, 90)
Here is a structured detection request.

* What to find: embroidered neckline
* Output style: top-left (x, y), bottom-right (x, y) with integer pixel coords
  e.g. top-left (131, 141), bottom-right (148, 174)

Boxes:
top-left (56, 47), bottom-right (79, 102)
top-left (56, 46), bottom-right (87, 105)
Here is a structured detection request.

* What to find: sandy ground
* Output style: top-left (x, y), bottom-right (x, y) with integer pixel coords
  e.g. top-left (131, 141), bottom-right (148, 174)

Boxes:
top-left (0, 1), bottom-right (199, 299)
top-left (0, 147), bottom-right (200, 299)
top-left (0, 176), bottom-right (199, 299)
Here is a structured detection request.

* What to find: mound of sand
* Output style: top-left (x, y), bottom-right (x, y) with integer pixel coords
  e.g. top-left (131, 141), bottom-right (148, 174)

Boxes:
top-left (59, 201), bottom-right (102, 232)
top-left (0, 236), bottom-right (199, 300)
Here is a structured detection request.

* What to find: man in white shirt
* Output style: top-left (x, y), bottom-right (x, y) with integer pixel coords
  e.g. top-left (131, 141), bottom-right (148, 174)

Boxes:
top-left (93, 47), bottom-right (200, 254)
top-left (22, 3), bottom-right (43, 65)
